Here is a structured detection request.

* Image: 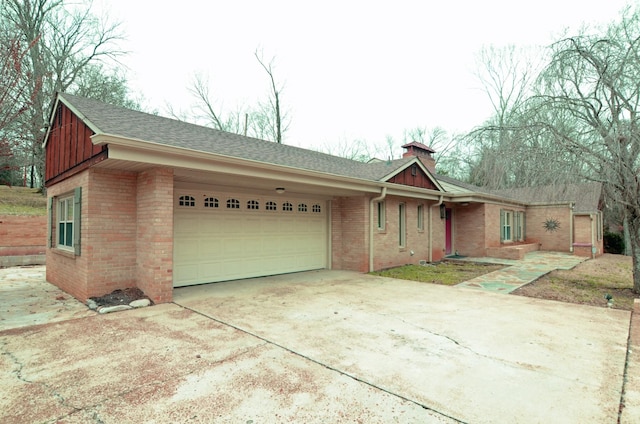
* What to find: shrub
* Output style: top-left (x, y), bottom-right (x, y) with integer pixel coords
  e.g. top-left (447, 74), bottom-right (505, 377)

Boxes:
top-left (604, 231), bottom-right (625, 254)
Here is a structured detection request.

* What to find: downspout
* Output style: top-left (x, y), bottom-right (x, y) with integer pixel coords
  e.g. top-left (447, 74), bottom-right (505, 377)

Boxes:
top-left (429, 195), bottom-right (445, 262)
top-left (569, 202), bottom-right (574, 253)
top-left (591, 213), bottom-right (596, 259)
top-left (369, 187), bottom-right (387, 272)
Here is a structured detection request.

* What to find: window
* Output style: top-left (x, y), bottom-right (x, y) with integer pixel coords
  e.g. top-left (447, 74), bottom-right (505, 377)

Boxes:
top-left (514, 211), bottom-right (526, 241)
top-left (417, 204), bottom-right (424, 231)
top-left (283, 202), bottom-right (293, 211)
top-left (377, 201), bottom-right (385, 230)
top-left (53, 187), bottom-right (81, 255)
top-left (204, 197), bottom-right (219, 208)
top-left (58, 196), bottom-right (74, 248)
top-left (399, 203), bottom-right (406, 247)
top-left (266, 201), bottom-right (277, 211)
top-left (500, 209), bottom-right (513, 242)
top-left (227, 198), bottom-right (240, 209)
top-left (179, 195), bottom-right (195, 207)
top-left (298, 203), bottom-right (307, 212)
top-left (247, 200), bottom-right (260, 210)
top-left (312, 204), bottom-right (322, 213)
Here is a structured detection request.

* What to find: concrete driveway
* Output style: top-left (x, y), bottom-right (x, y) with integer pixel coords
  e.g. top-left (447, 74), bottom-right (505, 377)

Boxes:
top-left (0, 268), bottom-right (632, 423)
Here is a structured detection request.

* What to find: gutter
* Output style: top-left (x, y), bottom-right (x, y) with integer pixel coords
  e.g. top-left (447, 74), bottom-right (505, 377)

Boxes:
top-left (369, 187), bottom-right (387, 272)
top-left (429, 195), bottom-right (445, 262)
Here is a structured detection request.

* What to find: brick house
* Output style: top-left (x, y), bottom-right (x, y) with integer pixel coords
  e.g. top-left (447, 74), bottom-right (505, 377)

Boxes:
top-left (43, 94), bottom-right (603, 303)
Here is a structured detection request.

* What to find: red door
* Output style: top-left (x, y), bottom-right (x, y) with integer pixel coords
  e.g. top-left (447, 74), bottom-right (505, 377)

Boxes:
top-left (445, 208), bottom-right (452, 255)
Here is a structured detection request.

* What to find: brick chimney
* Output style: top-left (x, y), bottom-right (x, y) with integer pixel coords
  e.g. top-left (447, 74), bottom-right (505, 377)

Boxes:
top-left (401, 141), bottom-right (436, 173)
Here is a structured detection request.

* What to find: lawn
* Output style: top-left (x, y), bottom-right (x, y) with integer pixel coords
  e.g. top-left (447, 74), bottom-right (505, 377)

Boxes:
top-left (373, 254), bottom-right (637, 311)
top-left (0, 186), bottom-right (47, 215)
top-left (371, 261), bottom-right (504, 285)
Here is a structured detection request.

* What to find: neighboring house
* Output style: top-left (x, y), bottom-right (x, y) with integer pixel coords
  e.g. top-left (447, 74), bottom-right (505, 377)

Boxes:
top-left (43, 93), bottom-right (603, 304)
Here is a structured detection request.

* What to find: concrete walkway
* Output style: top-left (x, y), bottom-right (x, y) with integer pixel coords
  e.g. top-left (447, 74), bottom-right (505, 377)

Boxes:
top-left (454, 251), bottom-right (587, 293)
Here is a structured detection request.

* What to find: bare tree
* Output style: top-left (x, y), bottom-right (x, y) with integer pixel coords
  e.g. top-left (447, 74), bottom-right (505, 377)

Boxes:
top-left (525, 6), bottom-right (640, 292)
top-left (2, 0), bottom-right (127, 187)
top-left (254, 49), bottom-right (290, 143)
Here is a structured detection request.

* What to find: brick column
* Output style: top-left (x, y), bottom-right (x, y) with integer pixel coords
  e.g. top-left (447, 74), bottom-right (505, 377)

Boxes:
top-left (136, 168), bottom-right (174, 303)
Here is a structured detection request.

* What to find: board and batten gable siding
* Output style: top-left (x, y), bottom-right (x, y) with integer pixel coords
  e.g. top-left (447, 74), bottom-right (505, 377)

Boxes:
top-left (45, 102), bottom-right (107, 186)
top-left (387, 165), bottom-right (438, 190)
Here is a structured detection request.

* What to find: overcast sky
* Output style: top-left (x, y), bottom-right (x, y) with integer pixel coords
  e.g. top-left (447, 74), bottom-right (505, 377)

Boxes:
top-left (95, 0), bottom-right (631, 155)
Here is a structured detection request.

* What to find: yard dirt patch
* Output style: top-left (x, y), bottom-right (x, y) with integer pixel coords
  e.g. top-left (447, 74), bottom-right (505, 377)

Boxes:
top-left (512, 253), bottom-right (637, 311)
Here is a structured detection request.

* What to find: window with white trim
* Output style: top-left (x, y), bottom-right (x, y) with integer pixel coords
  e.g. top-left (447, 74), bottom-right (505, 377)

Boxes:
top-left (53, 187), bottom-right (81, 255)
top-left (500, 209), bottom-right (513, 242)
top-left (227, 198), bottom-right (240, 209)
top-left (58, 196), bottom-right (74, 248)
top-left (283, 202), bottom-right (293, 211)
top-left (417, 204), bottom-right (424, 231)
top-left (312, 204), bottom-right (322, 213)
top-left (399, 203), bottom-right (406, 247)
top-left (298, 203), bottom-right (307, 212)
top-left (247, 200), bottom-right (260, 210)
top-left (377, 201), bottom-right (385, 230)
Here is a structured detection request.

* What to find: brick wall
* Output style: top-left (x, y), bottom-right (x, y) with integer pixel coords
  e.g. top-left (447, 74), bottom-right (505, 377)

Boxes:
top-left (46, 170), bottom-right (90, 300)
top-left (136, 168), bottom-right (174, 303)
top-left (331, 196), bottom-right (369, 272)
top-left (453, 203), bottom-right (487, 257)
top-left (527, 205), bottom-right (572, 252)
top-left (84, 168), bottom-right (138, 298)
top-left (0, 214), bottom-right (46, 256)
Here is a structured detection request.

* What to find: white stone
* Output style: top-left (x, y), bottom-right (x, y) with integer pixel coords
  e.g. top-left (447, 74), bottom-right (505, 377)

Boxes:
top-left (86, 299), bottom-right (98, 310)
top-left (97, 304), bottom-right (132, 314)
top-left (129, 298), bottom-right (151, 308)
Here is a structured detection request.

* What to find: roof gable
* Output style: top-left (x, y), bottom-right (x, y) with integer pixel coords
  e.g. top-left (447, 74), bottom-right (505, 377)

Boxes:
top-left (383, 159), bottom-right (443, 191)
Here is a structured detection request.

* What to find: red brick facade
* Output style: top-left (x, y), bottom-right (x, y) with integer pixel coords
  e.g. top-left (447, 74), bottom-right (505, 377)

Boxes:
top-left (0, 215), bottom-right (46, 256)
top-left (46, 167), bottom-right (174, 303)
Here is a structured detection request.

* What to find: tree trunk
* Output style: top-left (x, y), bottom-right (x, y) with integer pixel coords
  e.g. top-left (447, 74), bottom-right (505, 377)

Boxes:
top-left (624, 215), bottom-right (633, 256)
top-left (627, 207), bottom-right (640, 294)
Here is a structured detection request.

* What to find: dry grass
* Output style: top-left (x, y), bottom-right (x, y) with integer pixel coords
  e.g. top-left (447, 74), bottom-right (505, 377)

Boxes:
top-left (512, 253), bottom-right (636, 310)
top-left (371, 262), bottom-right (505, 286)
top-left (0, 185), bottom-right (47, 215)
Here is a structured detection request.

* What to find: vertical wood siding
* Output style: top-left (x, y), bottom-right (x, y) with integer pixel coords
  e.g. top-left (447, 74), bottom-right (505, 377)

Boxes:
top-left (45, 103), bottom-right (106, 184)
top-left (387, 165), bottom-right (438, 190)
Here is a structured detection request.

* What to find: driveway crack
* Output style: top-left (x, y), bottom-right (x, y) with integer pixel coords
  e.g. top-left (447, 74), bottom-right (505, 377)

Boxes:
top-left (0, 339), bottom-right (82, 417)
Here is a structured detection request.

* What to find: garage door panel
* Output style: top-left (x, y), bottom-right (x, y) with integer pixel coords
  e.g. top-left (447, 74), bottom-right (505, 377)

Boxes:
top-left (174, 195), bottom-right (327, 287)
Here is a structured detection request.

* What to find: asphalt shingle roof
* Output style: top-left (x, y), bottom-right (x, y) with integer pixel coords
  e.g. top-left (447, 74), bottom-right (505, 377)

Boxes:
top-left (58, 93), bottom-right (415, 182)
top-left (489, 182), bottom-right (603, 213)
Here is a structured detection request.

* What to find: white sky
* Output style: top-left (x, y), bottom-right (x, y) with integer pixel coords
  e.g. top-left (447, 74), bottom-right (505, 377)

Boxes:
top-left (95, 0), bottom-right (631, 154)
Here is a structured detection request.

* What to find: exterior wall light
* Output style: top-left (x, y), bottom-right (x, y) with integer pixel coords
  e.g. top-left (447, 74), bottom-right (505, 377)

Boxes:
top-left (275, 187), bottom-right (285, 194)
top-left (440, 203), bottom-right (446, 219)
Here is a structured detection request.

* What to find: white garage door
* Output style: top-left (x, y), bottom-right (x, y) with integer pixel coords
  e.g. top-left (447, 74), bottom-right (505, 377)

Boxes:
top-left (173, 190), bottom-right (328, 287)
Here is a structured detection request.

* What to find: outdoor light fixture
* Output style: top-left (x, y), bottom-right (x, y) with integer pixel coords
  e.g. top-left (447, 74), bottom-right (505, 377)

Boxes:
top-left (440, 203), bottom-right (446, 219)
top-left (275, 187), bottom-right (285, 194)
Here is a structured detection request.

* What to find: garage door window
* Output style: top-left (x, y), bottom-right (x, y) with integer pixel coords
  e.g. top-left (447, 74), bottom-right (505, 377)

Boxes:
top-left (179, 195), bottom-right (195, 207)
top-left (266, 201), bottom-right (277, 211)
top-left (312, 204), bottom-right (321, 213)
top-left (283, 202), bottom-right (293, 211)
top-left (298, 203), bottom-right (307, 212)
top-left (204, 197), bottom-right (219, 208)
top-left (247, 200), bottom-right (259, 210)
top-left (227, 198), bottom-right (240, 209)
